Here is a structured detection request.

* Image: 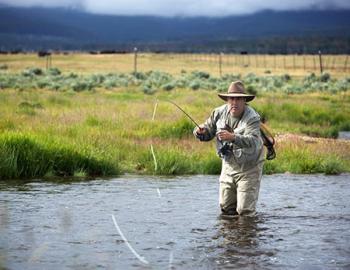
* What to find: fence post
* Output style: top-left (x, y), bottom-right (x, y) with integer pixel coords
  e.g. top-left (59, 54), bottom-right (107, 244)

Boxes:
top-left (344, 55), bottom-right (349, 72)
top-left (293, 54), bottom-right (296, 70)
top-left (219, 52), bottom-right (223, 77)
top-left (46, 55), bottom-right (49, 70)
top-left (318, 50), bottom-right (323, 74)
top-left (331, 55), bottom-right (336, 70)
top-left (133, 47), bottom-right (138, 73)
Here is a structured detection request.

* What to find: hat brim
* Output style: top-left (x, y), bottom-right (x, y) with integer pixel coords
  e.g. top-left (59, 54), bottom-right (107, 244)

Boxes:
top-left (218, 93), bottom-right (255, 102)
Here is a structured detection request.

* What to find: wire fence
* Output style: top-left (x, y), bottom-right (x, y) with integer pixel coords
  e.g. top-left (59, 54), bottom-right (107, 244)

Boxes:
top-left (2, 52), bottom-right (349, 76)
top-left (137, 53), bottom-right (349, 76)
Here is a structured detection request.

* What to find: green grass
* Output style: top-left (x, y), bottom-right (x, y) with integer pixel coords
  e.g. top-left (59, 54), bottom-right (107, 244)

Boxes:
top-left (262, 138), bottom-right (348, 175)
top-left (0, 132), bottom-right (118, 180)
top-left (0, 68), bottom-right (349, 180)
top-left (156, 118), bottom-right (194, 139)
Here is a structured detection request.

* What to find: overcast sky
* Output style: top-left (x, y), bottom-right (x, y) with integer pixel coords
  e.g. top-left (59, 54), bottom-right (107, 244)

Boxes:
top-left (1, 0), bottom-right (350, 17)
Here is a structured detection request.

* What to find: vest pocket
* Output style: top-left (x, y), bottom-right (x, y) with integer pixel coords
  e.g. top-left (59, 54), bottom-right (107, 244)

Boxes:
top-left (232, 147), bottom-right (257, 165)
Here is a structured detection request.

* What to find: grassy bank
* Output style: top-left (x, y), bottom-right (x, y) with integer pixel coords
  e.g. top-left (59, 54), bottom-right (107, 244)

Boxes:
top-left (0, 132), bottom-right (118, 180)
top-left (1, 54), bottom-right (349, 179)
top-left (0, 71), bottom-right (349, 179)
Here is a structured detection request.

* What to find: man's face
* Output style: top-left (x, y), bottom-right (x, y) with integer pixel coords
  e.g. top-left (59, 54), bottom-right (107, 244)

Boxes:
top-left (227, 97), bottom-right (246, 117)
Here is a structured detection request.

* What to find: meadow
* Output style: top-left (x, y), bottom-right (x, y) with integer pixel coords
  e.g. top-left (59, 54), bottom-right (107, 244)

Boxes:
top-left (0, 53), bottom-right (349, 179)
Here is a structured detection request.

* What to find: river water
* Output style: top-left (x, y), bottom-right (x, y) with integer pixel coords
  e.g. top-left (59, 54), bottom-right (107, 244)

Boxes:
top-left (1, 174), bottom-right (350, 270)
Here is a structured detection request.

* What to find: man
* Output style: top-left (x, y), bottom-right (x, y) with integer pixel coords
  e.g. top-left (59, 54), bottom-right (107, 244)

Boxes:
top-left (194, 81), bottom-right (264, 217)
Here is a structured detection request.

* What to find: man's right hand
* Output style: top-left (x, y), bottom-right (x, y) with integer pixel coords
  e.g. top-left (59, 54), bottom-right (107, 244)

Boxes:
top-left (195, 126), bottom-right (206, 135)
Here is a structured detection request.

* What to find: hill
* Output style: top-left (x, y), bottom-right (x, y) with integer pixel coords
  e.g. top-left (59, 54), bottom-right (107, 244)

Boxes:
top-left (0, 7), bottom-right (349, 53)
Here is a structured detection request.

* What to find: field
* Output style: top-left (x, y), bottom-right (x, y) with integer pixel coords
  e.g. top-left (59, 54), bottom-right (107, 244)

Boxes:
top-left (1, 53), bottom-right (349, 77)
top-left (0, 53), bottom-right (350, 179)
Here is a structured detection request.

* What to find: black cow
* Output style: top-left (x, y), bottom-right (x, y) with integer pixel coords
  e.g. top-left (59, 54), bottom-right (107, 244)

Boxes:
top-left (38, 51), bottom-right (51, 57)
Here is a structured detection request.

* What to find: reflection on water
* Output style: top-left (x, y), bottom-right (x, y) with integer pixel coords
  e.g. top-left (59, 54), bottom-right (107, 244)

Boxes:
top-left (213, 216), bottom-right (272, 269)
top-left (1, 174), bottom-right (350, 269)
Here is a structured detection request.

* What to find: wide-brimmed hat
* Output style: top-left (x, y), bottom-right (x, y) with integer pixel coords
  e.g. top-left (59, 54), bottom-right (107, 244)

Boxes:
top-left (218, 81), bottom-right (255, 102)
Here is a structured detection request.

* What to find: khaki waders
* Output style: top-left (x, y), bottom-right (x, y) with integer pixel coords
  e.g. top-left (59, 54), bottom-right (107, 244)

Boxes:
top-left (219, 159), bottom-right (263, 216)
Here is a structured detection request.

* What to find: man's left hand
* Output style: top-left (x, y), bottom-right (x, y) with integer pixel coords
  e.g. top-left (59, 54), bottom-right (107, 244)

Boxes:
top-left (217, 130), bottom-right (235, 141)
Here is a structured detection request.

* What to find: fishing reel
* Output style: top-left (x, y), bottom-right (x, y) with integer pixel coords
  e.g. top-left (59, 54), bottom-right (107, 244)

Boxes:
top-left (217, 141), bottom-right (233, 158)
top-left (216, 124), bottom-right (233, 158)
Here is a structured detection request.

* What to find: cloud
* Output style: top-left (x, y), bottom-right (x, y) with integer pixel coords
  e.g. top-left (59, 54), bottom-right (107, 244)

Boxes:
top-left (1, 0), bottom-right (350, 17)
top-left (0, 0), bottom-right (82, 9)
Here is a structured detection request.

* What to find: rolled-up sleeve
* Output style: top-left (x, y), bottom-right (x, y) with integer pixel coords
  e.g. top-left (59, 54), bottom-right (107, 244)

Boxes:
top-left (193, 109), bottom-right (219, 141)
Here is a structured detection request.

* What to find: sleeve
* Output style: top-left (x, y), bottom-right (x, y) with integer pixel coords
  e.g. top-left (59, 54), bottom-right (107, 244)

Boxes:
top-left (193, 109), bottom-right (219, 142)
top-left (233, 116), bottom-right (262, 148)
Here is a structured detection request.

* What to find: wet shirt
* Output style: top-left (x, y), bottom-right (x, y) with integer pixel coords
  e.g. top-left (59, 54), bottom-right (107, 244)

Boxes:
top-left (194, 104), bottom-right (264, 172)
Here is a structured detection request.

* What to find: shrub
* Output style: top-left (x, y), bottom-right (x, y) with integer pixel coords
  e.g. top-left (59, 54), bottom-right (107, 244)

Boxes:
top-left (244, 73), bottom-right (259, 83)
top-left (189, 80), bottom-right (201, 90)
top-left (192, 71), bottom-right (210, 79)
top-left (282, 74), bottom-right (291, 81)
top-left (0, 64), bottom-right (8, 70)
top-left (103, 79), bottom-right (117, 89)
top-left (47, 67), bottom-right (61, 76)
top-left (22, 67), bottom-right (44, 76)
top-left (246, 84), bottom-right (257, 95)
top-left (132, 72), bottom-right (147, 80)
top-left (70, 81), bottom-right (94, 92)
top-left (2, 68), bottom-right (350, 95)
top-left (320, 72), bottom-right (331, 82)
top-left (68, 72), bottom-right (78, 78)
top-left (142, 85), bottom-right (156, 95)
top-left (162, 82), bottom-right (175, 91)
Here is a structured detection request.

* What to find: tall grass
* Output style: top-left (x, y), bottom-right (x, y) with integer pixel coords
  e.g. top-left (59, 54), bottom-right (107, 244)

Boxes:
top-left (263, 136), bottom-right (348, 175)
top-left (0, 132), bottom-right (118, 180)
top-left (253, 93), bottom-right (350, 137)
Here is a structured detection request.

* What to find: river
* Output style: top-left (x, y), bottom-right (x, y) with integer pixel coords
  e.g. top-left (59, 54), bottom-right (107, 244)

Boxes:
top-left (1, 174), bottom-right (350, 269)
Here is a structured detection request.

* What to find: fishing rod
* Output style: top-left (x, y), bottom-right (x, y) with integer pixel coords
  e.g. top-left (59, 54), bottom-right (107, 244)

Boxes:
top-left (165, 100), bottom-right (201, 129)
top-left (150, 99), bottom-right (202, 172)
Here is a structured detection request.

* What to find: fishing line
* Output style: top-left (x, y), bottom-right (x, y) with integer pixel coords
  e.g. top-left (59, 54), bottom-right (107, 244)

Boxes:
top-left (168, 251), bottom-right (174, 270)
top-left (157, 188), bottom-right (162, 198)
top-left (165, 100), bottom-right (201, 129)
top-left (150, 100), bottom-right (159, 172)
top-left (152, 100), bottom-right (158, 121)
top-left (111, 214), bottom-right (149, 265)
top-left (150, 99), bottom-right (200, 173)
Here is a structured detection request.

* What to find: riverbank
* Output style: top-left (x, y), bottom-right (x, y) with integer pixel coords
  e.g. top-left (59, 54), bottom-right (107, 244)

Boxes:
top-left (0, 88), bottom-right (349, 179)
top-left (2, 131), bottom-right (349, 180)
top-left (0, 62), bottom-right (349, 179)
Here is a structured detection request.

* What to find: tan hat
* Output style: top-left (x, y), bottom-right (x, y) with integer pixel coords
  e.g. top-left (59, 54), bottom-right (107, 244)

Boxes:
top-left (218, 81), bottom-right (255, 102)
